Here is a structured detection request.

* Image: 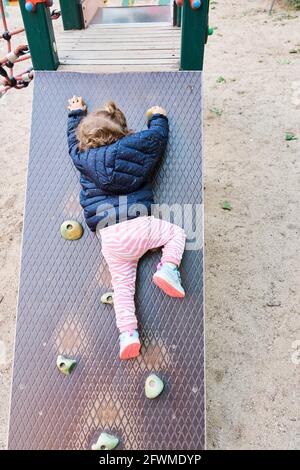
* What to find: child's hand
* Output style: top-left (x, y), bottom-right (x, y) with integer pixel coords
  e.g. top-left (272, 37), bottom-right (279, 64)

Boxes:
top-left (146, 106), bottom-right (167, 119)
top-left (67, 96), bottom-right (87, 112)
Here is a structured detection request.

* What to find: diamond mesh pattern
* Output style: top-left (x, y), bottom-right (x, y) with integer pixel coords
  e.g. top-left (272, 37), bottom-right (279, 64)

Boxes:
top-left (8, 71), bottom-right (204, 450)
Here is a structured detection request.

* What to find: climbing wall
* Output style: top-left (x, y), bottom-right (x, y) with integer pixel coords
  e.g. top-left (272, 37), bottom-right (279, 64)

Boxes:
top-left (8, 71), bottom-right (205, 450)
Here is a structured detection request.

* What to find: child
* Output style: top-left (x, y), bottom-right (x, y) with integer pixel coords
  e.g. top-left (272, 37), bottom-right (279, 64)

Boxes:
top-left (67, 96), bottom-right (186, 360)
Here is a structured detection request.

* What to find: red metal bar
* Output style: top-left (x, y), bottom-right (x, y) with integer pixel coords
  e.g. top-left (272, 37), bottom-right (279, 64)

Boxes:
top-left (15, 54), bottom-right (30, 63)
top-left (0, 0), bottom-right (13, 75)
top-left (0, 27), bottom-right (25, 39)
top-left (0, 0), bottom-right (9, 32)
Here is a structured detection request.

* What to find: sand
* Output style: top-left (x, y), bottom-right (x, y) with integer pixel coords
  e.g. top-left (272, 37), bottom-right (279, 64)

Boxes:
top-left (0, 0), bottom-right (299, 449)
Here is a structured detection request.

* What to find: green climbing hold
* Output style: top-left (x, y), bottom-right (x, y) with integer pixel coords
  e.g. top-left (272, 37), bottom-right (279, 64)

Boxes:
top-left (101, 292), bottom-right (114, 305)
top-left (56, 355), bottom-right (77, 375)
top-left (91, 432), bottom-right (119, 450)
top-left (60, 220), bottom-right (83, 241)
top-left (145, 374), bottom-right (164, 399)
top-left (208, 27), bottom-right (214, 36)
top-left (285, 132), bottom-right (297, 141)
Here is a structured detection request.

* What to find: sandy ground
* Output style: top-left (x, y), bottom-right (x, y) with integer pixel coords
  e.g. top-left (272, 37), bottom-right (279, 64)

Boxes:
top-left (0, 0), bottom-right (299, 450)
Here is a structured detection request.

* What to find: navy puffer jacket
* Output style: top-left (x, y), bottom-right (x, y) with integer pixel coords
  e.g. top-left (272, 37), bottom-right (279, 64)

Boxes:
top-left (67, 109), bottom-right (169, 231)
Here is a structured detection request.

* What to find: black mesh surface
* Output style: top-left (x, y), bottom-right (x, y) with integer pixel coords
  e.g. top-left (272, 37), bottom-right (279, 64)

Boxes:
top-left (8, 71), bottom-right (205, 450)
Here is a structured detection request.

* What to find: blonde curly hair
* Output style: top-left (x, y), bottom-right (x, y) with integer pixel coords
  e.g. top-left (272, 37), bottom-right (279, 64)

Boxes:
top-left (76, 101), bottom-right (130, 151)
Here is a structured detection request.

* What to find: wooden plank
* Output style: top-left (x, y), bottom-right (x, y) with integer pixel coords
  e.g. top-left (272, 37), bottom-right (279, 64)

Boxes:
top-left (59, 57), bottom-right (179, 65)
top-left (59, 37), bottom-right (179, 44)
top-left (59, 31), bottom-right (179, 37)
top-left (59, 30), bottom-right (179, 36)
top-left (58, 43), bottom-right (179, 51)
top-left (67, 27), bottom-right (180, 32)
top-left (59, 62), bottom-right (179, 73)
top-left (59, 29), bottom-right (180, 38)
top-left (57, 36), bottom-right (180, 46)
top-left (60, 28), bottom-right (180, 35)
top-left (57, 31), bottom-right (180, 38)
top-left (89, 23), bottom-right (177, 31)
top-left (59, 33), bottom-right (180, 40)
top-left (58, 37), bottom-right (179, 44)
top-left (59, 50), bottom-right (178, 60)
top-left (85, 26), bottom-right (175, 32)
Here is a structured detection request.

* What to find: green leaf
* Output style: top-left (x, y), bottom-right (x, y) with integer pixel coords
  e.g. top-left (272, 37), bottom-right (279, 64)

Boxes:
top-left (278, 59), bottom-right (291, 65)
top-left (210, 107), bottom-right (223, 117)
top-left (285, 132), bottom-right (297, 141)
top-left (222, 201), bottom-right (232, 211)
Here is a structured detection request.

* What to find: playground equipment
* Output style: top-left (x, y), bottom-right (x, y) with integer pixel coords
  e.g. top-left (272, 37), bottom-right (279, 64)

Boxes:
top-left (0, 0), bottom-right (60, 95)
top-left (8, 0), bottom-right (208, 451)
top-left (1, 1), bottom-right (212, 89)
top-left (16, 0), bottom-right (211, 71)
top-left (8, 70), bottom-right (205, 450)
top-left (101, 292), bottom-right (114, 305)
top-left (176, 0), bottom-right (202, 10)
top-left (91, 432), bottom-right (120, 451)
top-left (145, 374), bottom-right (164, 399)
top-left (0, 0), bottom-right (31, 94)
top-left (24, 0), bottom-right (53, 13)
top-left (60, 220), bottom-right (84, 241)
top-left (56, 355), bottom-right (77, 376)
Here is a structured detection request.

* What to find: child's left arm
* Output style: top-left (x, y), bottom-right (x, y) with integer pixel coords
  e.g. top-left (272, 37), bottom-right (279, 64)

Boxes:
top-left (67, 96), bottom-right (87, 156)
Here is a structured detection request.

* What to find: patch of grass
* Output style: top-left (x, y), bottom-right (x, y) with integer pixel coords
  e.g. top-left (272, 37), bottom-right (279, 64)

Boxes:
top-left (278, 58), bottom-right (291, 64)
top-left (216, 76), bottom-right (226, 84)
top-left (222, 201), bottom-right (232, 211)
top-left (210, 107), bottom-right (223, 117)
top-left (285, 132), bottom-right (297, 141)
top-left (287, 0), bottom-right (300, 10)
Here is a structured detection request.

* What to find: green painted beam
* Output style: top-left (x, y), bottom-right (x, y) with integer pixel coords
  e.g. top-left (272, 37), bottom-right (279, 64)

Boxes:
top-left (180, 0), bottom-right (210, 71)
top-left (18, 0), bottom-right (59, 70)
top-left (59, 0), bottom-right (83, 30)
top-left (172, 2), bottom-right (181, 27)
top-left (176, 4), bottom-right (182, 27)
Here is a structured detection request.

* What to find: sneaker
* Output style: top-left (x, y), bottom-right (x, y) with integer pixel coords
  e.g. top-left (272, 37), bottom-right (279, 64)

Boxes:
top-left (153, 263), bottom-right (185, 298)
top-left (119, 329), bottom-right (141, 360)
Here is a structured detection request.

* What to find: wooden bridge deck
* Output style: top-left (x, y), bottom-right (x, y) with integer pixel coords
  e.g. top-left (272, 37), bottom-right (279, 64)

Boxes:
top-left (57, 22), bottom-right (181, 73)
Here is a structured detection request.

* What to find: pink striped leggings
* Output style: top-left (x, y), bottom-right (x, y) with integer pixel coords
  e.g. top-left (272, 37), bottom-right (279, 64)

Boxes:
top-left (100, 216), bottom-right (186, 333)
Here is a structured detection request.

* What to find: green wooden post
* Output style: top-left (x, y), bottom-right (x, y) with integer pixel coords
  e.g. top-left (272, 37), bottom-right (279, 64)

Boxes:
top-left (176, 4), bottom-right (182, 27)
top-left (59, 0), bottom-right (83, 30)
top-left (172, 1), bottom-right (177, 26)
top-left (180, 0), bottom-right (209, 70)
top-left (19, 0), bottom-right (59, 70)
top-left (173, 2), bottom-right (182, 27)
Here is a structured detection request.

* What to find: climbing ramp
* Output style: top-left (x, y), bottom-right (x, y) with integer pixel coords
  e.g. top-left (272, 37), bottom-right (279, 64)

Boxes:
top-left (8, 70), bottom-right (205, 450)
